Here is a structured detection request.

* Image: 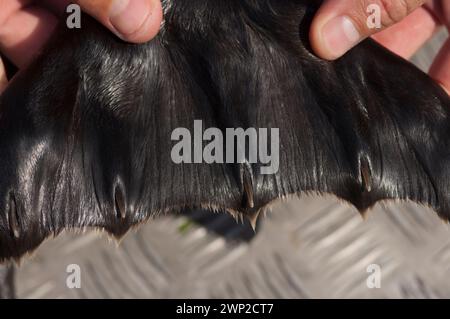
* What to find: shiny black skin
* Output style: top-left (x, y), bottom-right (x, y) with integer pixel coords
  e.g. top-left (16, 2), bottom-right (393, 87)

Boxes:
top-left (0, 0), bottom-right (449, 263)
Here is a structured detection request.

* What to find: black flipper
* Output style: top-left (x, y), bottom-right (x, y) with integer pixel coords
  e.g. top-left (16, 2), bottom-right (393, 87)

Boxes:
top-left (0, 0), bottom-right (449, 260)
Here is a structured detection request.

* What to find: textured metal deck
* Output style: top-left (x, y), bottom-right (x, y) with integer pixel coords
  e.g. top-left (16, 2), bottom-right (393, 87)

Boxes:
top-left (8, 30), bottom-right (450, 299)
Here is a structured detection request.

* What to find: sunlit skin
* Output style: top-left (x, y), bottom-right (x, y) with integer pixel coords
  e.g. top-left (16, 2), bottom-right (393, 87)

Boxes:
top-left (0, 0), bottom-right (448, 93)
top-left (310, 0), bottom-right (450, 93)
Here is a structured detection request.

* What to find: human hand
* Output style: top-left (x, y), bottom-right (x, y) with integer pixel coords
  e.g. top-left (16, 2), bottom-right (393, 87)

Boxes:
top-left (310, 0), bottom-right (450, 93)
top-left (0, 0), bottom-right (163, 72)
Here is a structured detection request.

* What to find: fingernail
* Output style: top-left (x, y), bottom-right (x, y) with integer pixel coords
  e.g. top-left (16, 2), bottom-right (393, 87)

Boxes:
top-left (109, 0), bottom-right (153, 39)
top-left (321, 16), bottom-right (361, 59)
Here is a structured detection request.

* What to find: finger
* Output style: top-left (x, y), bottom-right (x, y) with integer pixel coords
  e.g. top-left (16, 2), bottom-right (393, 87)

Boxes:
top-left (372, 7), bottom-right (439, 59)
top-left (0, 57), bottom-right (7, 93)
top-left (74, 0), bottom-right (163, 43)
top-left (310, 0), bottom-right (426, 60)
top-left (0, 5), bottom-right (58, 67)
top-left (429, 38), bottom-right (450, 95)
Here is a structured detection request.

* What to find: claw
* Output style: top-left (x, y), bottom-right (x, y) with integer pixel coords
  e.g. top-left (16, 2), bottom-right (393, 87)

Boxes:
top-left (114, 187), bottom-right (126, 219)
top-left (360, 156), bottom-right (372, 193)
top-left (241, 163), bottom-right (254, 209)
top-left (8, 194), bottom-right (20, 239)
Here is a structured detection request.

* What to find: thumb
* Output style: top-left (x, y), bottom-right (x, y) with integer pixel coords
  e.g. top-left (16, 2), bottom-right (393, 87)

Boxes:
top-left (75, 0), bottom-right (163, 43)
top-left (310, 0), bottom-right (426, 60)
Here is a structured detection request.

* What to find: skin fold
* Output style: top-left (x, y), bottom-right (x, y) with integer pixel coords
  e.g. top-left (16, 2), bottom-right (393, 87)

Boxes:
top-left (0, 0), bottom-right (448, 265)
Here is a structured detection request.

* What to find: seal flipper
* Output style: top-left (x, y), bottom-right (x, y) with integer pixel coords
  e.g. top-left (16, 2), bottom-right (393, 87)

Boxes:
top-left (0, 1), bottom-right (450, 261)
